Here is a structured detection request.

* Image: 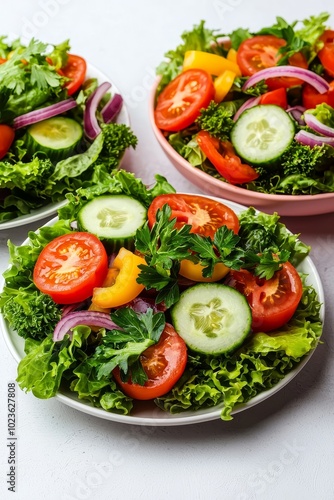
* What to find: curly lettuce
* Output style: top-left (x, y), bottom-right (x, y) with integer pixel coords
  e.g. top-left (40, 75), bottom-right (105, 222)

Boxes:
top-left (155, 281), bottom-right (322, 421)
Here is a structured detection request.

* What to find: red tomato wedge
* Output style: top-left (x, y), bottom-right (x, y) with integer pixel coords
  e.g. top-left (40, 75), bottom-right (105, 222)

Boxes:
top-left (318, 30), bottom-right (334, 77)
top-left (33, 232), bottom-right (108, 304)
top-left (237, 35), bottom-right (308, 89)
top-left (62, 54), bottom-right (87, 96)
top-left (259, 87), bottom-right (287, 108)
top-left (113, 324), bottom-right (187, 400)
top-left (147, 193), bottom-right (240, 237)
top-left (154, 69), bottom-right (215, 131)
top-left (227, 262), bottom-right (303, 333)
top-left (302, 81), bottom-right (334, 109)
top-left (0, 125), bottom-right (15, 160)
top-left (197, 131), bottom-right (259, 185)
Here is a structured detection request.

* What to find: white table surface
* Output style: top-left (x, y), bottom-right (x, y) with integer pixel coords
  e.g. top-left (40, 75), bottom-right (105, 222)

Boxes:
top-left (1, 1), bottom-right (334, 499)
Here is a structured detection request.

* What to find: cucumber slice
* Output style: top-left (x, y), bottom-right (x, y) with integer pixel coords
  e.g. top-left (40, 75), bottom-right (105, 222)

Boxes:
top-left (26, 116), bottom-right (83, 163)
top-left (77, 195), bottom-right (147, 253)
top-left (171, 283), bottom-right (251, 355)
top-left (231, 105), bottom-right (295, 166)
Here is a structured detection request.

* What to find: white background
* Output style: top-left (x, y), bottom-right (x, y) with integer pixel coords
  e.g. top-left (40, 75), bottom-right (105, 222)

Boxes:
top-left (0, 1), bottom-right (334, 499)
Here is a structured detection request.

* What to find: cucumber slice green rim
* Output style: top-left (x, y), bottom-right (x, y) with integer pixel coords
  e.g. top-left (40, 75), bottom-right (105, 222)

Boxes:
top-left (171, 283), bottom-right (252, 355)
top-left (231, 105), bottom-right (295, 166)
top-left (77, 195), bottom-right (147, 252)
top-left (27, 117), bottom-right (83, 151)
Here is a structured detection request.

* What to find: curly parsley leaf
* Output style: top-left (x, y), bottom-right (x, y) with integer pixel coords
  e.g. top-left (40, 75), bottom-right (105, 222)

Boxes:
top-left (196, 101), bottom-right (235, 141)
top-left (0, 289), bottom-right (61, 340)
top-left (280, 141), bottom-right (334, 177)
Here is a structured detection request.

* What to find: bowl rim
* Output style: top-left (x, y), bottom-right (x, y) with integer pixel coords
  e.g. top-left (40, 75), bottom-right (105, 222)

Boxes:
top-left (149, 76), bottom-right (334, 205)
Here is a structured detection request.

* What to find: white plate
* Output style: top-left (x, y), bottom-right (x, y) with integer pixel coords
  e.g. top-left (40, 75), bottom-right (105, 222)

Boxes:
top-left (0, 197), bottom-right (325, 426)
top-left (0, 64), bottom-right (130, 231)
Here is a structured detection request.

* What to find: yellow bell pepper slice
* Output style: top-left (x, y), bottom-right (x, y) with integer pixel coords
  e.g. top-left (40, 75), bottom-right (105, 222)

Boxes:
top-left (214, 70), bottom-right (236, 103)
top-left (227, 48), bottom-right (238, 64)
top-left (179, 259), bottom-right (229, 282)
top-left (92, 248), bottom-right (145, 308)
top-left (89, 268), bottom-right (119, 313)
top-left (183, 50), bottom-right (241, 77)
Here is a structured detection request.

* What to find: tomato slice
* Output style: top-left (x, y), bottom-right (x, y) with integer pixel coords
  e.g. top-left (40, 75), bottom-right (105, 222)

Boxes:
top-left (197, 131), bottom-right (259, 185)
top-left (62, 54), bottom-right (87, 96)
top-left (259, 87), bottom-right (287, 108)
top-left (147, 193), bottom-right (240, 237)
top-left (154, 69), bottom-right (215, 131)
top-left (227, 262), bottom-right (303, 333)
top-left (318, 30), bottom-right (334, 77)
top-left (0, 124), bottom-right (15, 160)
top-left (33, 232), bottom-right (108, 304)
top-left (237, 35), bottom-right (308, 89)
top-left (113, 323), bottom-right (187, 400)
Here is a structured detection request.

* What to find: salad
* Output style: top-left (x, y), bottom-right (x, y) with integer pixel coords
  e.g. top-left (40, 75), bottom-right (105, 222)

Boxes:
top-left (0, 37), bottom-right (136, 223)
top-left (0, 171), bottom-right (322, 421)
top-left (154, 13), bottom-right (334, 195)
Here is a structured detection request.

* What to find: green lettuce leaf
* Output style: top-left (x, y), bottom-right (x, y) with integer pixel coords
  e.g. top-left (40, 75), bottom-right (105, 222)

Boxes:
top-left (17, 327), bottom-right (90, 399)
top-left (307, 103), bottom-right (334, 128)
top-left (70, 358), bottom-right (133, 415)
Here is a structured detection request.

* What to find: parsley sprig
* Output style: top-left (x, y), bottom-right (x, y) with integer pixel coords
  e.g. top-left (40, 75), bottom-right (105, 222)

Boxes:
top-left (135, 204), bottom-right (290, 307)
top-left (0, 39), bottom-right (64, 95)
top-left (92, 308), bottom-right (165, 385)
top-left (257, 13), bottom-right (329, 65)
top-left (136, 204), bottom-right (192, 306)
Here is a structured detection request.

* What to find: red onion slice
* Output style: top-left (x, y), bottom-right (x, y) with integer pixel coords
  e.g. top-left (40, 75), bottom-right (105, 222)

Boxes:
top-left (53, 310), bottom-right (117, 341)
top-left (13, 98), bottom-right (77, 129)
top-left (304, 112), bottom-right (334, 137)
top-left (295, 130), bottom-right (334, 147)
top-left (101, 93), bottom-right (123, 124)
top-left (286, 105), bottom-right (306, 126)
top-left (233, 96), bottom-right (261, 121)
top-left (242, 66), bottom-right (330, 94)
top-left (84, 82), bottom-right (111, 140)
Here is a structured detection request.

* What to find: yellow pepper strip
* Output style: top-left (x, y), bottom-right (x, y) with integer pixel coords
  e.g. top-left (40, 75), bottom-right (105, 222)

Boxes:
top-left (183, 50), bottom-right (241, 77)
top-left (179, 259), bottom-right (230, 282)
top-left (227, 48), bottom-right (238, 64)
top-left (214, 70), bottom-right (236, 103)
top-left (92, 248), bottom-right (145, 308)
top-left (88, 268), bottom-right (119, 313)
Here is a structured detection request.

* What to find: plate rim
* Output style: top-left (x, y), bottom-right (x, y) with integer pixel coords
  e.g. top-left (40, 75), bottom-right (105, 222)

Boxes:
top-left (0, 63), bottom-right (130, 231)
top-left (0, 194), bottom-right (325, 426)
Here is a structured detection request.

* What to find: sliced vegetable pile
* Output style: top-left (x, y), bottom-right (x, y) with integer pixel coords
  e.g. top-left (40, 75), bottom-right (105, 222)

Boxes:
top-left (0, 171), bottom-right (322, 421)
top-left (0, 37), bottom-right (136, 222)
top-left (154, 13), bottom-right (334, 195)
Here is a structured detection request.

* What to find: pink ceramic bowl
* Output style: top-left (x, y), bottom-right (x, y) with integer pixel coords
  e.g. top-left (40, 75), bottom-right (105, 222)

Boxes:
top-left (149, 79), bottom-right (334, 217)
